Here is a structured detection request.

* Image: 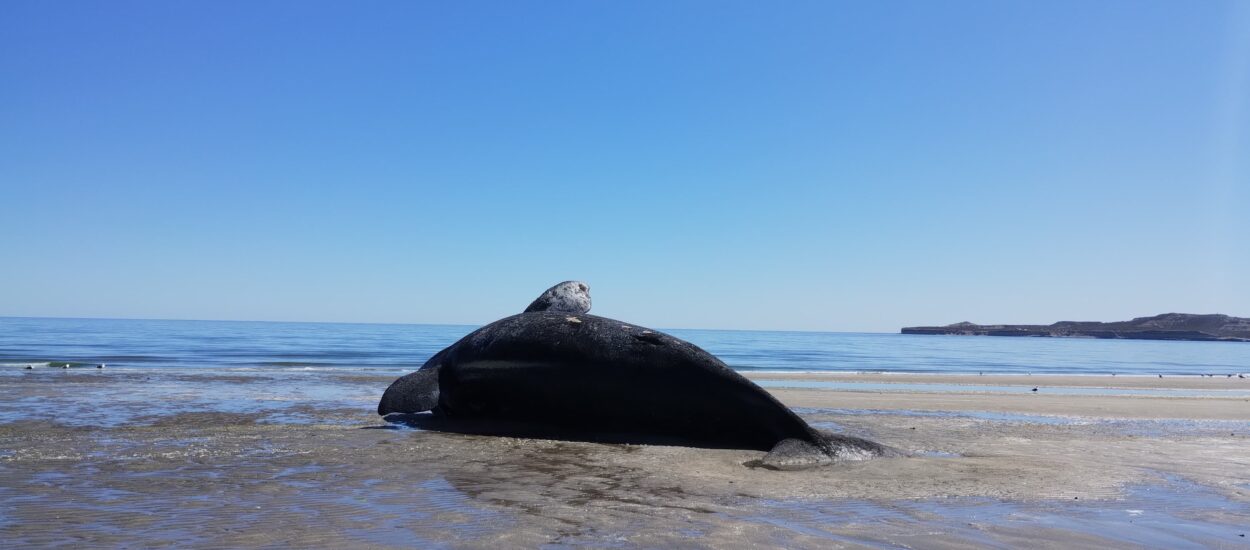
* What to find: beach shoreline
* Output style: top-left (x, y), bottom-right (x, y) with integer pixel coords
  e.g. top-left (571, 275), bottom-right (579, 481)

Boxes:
top-left (746, 370), bottom-right (1250, 388)
top-left (1, 369), bottom-right (1248, 547)
top-left (748, 372), bottom-right (1250, 421)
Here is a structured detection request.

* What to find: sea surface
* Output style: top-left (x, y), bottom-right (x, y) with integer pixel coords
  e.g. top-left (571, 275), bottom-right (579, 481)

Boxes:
top-left (1, 316), bottom-right (1247, 375)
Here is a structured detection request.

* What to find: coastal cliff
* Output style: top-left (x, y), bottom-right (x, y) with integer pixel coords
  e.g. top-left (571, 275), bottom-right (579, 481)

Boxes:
top-left (902, 313), bottom-right (1250, 342)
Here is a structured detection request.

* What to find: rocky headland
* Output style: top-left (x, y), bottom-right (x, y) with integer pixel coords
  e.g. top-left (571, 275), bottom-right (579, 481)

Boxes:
top-left (902, 313), bottom-right (1250, 342)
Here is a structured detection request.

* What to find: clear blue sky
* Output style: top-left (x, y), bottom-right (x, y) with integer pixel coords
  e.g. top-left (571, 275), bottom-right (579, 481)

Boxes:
top-left (2, 1), bottom-right (1247, 332)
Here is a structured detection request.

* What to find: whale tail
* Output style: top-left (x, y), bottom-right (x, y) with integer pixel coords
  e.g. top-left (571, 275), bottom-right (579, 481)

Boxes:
top-left (378, 368), bottom-right (441, 415)
top-left (760, 431), bottom-right (905, 471)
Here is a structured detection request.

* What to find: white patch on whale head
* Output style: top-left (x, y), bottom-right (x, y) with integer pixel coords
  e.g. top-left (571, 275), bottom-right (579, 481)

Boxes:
top-left (525, 281), bottom-right (592, 314)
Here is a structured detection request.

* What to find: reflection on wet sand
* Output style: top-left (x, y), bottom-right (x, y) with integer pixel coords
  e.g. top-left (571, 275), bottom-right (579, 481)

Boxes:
top-left (1, 369), bottom-right (1248, 547)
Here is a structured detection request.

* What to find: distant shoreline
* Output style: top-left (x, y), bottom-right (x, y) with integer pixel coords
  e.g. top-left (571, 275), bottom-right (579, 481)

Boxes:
top-left (902, 313), bottom-right (1250, 342)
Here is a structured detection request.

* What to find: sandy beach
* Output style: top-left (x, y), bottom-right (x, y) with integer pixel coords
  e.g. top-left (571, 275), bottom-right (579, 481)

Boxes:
top-left (2, 370), bottom-right (1248, 548)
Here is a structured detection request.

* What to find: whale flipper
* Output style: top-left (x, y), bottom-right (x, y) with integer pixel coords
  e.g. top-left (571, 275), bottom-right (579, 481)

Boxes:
top-left (378, 367), bottom-right (440, 415)
top-left (760, 432), bottom-right (905, 470)
top-left (760, 438), bottom-right (835, 470)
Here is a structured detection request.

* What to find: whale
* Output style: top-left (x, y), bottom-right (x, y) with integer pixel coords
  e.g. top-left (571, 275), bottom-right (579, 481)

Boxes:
top-left (378, 283), bottom-right (899, 469)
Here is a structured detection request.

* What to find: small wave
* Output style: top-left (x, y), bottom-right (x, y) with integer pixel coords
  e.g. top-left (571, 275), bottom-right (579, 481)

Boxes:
top-left (253, 362), bottom-right (341, 368)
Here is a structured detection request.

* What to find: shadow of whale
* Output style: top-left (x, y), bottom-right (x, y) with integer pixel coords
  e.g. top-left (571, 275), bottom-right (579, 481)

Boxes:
top-left (381, 412), bottom-right (771, 450)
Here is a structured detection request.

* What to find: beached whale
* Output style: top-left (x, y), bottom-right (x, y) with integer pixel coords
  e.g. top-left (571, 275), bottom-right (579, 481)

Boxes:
top-left (378, 282), bottom-right (899, 469)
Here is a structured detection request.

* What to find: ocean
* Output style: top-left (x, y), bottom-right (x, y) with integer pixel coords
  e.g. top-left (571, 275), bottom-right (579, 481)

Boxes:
top-left (1, 316), bottom-right (1246, 376)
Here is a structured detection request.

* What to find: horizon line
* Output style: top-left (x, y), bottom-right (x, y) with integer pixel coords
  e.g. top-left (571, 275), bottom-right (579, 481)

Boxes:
top-left (0, 314), bottom-right (900, 335)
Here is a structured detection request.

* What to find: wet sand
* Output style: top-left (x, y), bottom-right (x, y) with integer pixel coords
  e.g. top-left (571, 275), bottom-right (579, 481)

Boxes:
top-left (750, 373), bottom-right (1250, 421)
top-left (2, 370), bottom-right (1248, 547)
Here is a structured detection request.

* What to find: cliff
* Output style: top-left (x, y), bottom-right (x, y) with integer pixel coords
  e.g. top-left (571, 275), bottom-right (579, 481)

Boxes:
top-left (901, 313), bottom-right (1250, 342)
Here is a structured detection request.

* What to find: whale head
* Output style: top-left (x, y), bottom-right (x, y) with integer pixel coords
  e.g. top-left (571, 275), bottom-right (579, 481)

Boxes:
top-left (524, 281), bottom-right (591, 314)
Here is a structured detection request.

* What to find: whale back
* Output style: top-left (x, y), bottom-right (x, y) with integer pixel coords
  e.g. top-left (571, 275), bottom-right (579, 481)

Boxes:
top-left (427, 312), bottom-right (820, 451)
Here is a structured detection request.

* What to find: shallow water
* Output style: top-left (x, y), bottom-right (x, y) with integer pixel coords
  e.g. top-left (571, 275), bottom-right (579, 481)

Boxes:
top-left (3, 316), bottom-right (1249, 375)
top-left (0, 368), bottom-right (380, 427)
top-left (744, 476), bottom-right (1248, 548)
top-left (7, 367), bottom-right (1242, 432)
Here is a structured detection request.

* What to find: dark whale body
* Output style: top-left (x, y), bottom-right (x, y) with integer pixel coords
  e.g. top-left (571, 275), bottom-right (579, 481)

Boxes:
top-left (379, 310), bottom-right (899, 468)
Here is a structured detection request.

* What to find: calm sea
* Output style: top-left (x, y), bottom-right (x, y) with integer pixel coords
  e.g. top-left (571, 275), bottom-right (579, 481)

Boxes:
top-left (1, 316), bottom-right (1246, 375)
